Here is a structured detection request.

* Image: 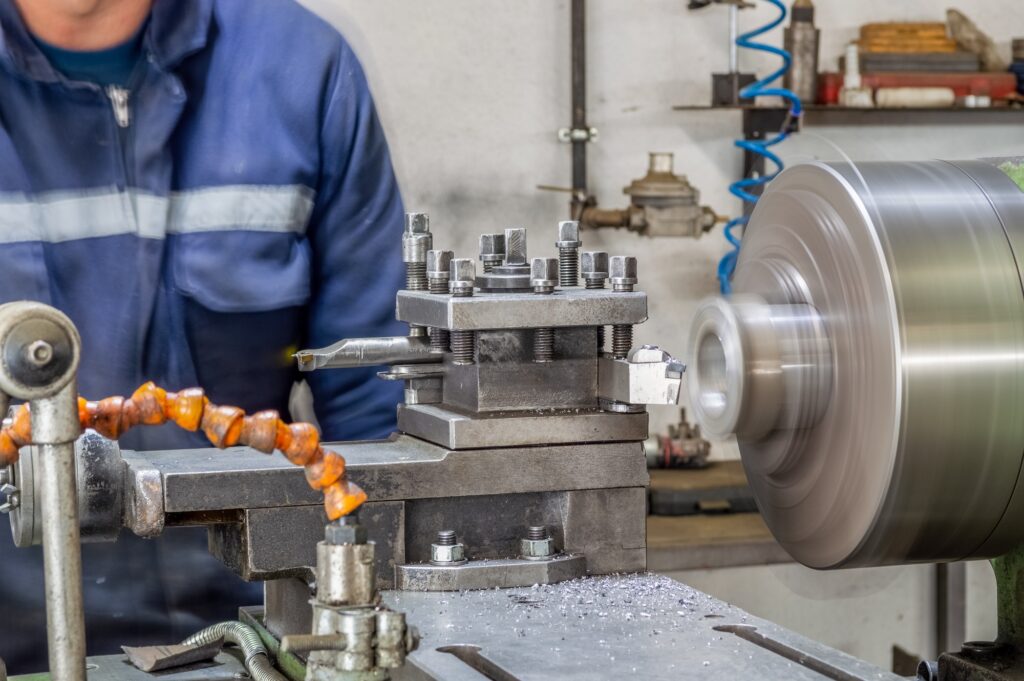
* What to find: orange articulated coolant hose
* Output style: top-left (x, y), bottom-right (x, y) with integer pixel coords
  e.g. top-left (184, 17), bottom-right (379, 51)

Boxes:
top-left (0, 382), bottom-right (365, 520)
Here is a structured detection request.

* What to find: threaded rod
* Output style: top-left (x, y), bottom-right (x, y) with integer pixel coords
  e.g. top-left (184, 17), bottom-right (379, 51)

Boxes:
top-left (428, 278), bottom-right (449, 294)
top-left (451, 330), bottom-right (476, 365)
top-left (406, 262), bottom-right (428, 291)
top-left (585, 278), bottom-right (604, 290)
top-left (430, 328), bottom-right (450, 352)
top-left (597, 325), bottom-right (605, 352)
top-left (526, 526), bottom-right (548, 540)
top-left (611, 324), bottom-right (632, 359)
top-left (436, 530), bottom-right (456, 546)
top-left (559, 247), bottom-right (579, 287)
top-left (533, 328), bottom-right (554, 363)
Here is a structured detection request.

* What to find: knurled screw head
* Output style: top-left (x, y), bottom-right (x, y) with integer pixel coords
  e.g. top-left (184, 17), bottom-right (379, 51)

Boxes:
top-left (504, 228), bottom-right (528, 266)
top-left (479, 233), bottom-right (506, 259)
top-left (581, 251), bottom-right (609, 279)
top-left (555, 220), bottom-right (581, 248)
top-left (610, 255), bottom-right (638, 290)
top-left (404, 212), bottom-right (430, 235)
top-left (531, 257), bottom-right (558, 288)
top-left (427, 250), bottom-right (454, 279)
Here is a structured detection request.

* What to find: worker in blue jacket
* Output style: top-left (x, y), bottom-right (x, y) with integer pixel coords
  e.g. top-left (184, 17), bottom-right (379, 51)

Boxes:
top-left (0, 0), bottom-right (405, 671)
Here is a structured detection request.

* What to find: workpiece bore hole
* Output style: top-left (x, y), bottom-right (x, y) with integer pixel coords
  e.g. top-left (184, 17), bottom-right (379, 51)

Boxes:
top-left (696, 332), bottom-right (728, 419)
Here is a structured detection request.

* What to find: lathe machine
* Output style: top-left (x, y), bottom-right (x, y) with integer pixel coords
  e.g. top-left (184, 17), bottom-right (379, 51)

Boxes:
top-left (6, 157), bottom-right (1024, 681)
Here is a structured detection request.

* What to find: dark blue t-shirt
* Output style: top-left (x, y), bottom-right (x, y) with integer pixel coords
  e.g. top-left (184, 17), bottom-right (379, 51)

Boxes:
top-left (33, 24), bottom-right (144, 86)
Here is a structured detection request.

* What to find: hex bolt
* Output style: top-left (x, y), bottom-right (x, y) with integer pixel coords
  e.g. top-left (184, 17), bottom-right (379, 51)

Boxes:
top-left (609, 255), bottom-right (638, 293)
top-left (555, 220), bottom-right (582, 287)
top-left (449, 259), bottom-right (476, 365)
top-left (402, 212), bottom-right (432, 292)
top-left (430, 530), bottom-right (467, 565)
top-left (610, 256), bottom-right (638, 359)
top-left (520, 525), bottom-right (555, 560)
top-left (479, 233), bottom-right (506, 273)
top-left (582, 251), bottom-right (610, 352)
top-left (531, 257), bottom-right (558, 295)
top-left (531, 257), bottom-right (559, 363)
top-left (427, 250), bottom-right (454, 352)
top-left (504, 227), bottom-right (528, 266)
top-left (581, 251), bottom-right (609, 290)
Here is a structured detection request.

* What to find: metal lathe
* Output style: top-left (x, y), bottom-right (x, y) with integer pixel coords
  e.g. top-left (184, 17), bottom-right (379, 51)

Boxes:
top-left (5, 157), bottom-right (1024, 681)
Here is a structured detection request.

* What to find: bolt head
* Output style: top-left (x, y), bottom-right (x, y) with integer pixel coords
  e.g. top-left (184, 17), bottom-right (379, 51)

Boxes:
top-left (581, 251), bottom-right (609, 278)
top-left (556, 220), bottom-right (581, 248)
top-left (450, 258), bottom-right (476, 284)
top-left (530, 257), bottom-right (558, 284)
top-left (609, 255), bottom-right (639, 285)
top-left (427, 250), bottom-right (454, 278)
top-left (628, 345), bottom-right (670, 364)
top-left (479, 233), bottom-right (506, 258)
top-left (25, 340), bottom-right (53, 368)
top-left (430, 541), bottom-right (466, 564)
top-left (520, 537), bottom-right (556, 559)
top-left (404, 212), bottom-right (430, 235)
top-left (504, 228), bottom-right (528, 266)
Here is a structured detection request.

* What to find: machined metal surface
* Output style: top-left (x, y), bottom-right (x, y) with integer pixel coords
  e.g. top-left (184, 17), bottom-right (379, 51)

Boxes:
top-left (395, 554), bottom-right (586, 591)
top-left (385, 573), bottom-right (899, 681)
top-left (395, 404), bottom-right (648, 449)
top-left (396, 288), bottom-right (647, 330)
top-left (687, 159), bottom-right (1024, 568)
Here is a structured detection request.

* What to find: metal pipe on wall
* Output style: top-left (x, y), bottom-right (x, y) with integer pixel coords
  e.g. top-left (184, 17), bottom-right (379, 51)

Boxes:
top-left (571, 0), bottom-right (588, 208)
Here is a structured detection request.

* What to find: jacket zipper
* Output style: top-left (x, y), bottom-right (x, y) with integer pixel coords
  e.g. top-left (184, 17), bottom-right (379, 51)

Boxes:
top-left (106, 85), bottom-right (131, 128)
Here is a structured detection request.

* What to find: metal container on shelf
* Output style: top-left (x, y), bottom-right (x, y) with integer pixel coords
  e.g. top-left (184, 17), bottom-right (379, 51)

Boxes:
top-left (783, 0), bottom-right (819, 104)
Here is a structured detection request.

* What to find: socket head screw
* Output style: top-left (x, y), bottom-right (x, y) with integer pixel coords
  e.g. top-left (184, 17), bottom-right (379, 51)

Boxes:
top-left (531, 257), bottom-right (558, 294)
top-left (555, 220), bottom-right (582, 248)
top-left (610, 255), bottom-right (638, 292)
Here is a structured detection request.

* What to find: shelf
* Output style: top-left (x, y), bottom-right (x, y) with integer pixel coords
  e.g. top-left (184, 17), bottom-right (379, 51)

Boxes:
top-left (674, 103), bottom-right (1024, 129)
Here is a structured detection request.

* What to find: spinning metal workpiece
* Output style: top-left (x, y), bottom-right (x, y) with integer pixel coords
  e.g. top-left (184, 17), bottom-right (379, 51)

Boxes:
top-left (688, 159), bottom-right (1024, 569)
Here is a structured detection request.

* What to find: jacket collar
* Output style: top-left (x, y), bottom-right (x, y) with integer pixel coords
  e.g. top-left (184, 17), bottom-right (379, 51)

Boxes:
top-left (0, 0), bottom-right (213, 83)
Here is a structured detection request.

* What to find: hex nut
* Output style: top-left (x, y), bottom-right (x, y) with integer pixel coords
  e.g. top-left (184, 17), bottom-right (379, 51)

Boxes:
top-left (325, 520), bottom-right (367, 545)
top-left (556, 220), bottom-right (582, 248)
top-left (520, 537), bottom-right (555, 559)
top-left (430, 541), bottom-right (467, 564)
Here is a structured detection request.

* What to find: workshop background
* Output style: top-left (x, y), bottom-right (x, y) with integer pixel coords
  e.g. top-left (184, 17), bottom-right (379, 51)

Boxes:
top-left (299, 0), bottom-right (1023, 671)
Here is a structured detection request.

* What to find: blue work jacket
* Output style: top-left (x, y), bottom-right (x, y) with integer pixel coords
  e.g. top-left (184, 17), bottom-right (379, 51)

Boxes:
top-left (0, 0), bottom-right (405, 670)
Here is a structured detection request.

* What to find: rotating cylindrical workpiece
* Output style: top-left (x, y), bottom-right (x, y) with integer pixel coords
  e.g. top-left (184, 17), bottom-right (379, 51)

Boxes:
top-left (686, 158), bottom-right (1024, 569)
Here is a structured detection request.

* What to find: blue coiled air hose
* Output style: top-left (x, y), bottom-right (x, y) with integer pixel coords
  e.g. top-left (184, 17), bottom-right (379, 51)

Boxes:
top-left (717, 0), bottom-right (803, 294)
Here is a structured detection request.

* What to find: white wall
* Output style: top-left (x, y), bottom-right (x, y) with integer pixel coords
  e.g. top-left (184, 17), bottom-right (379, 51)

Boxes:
top-left (300, 0), bottom-right (1019, 671)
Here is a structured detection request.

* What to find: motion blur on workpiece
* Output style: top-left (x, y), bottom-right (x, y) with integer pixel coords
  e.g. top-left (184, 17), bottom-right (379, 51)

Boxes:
top-left (0, 0), bottom-right (404, 670)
